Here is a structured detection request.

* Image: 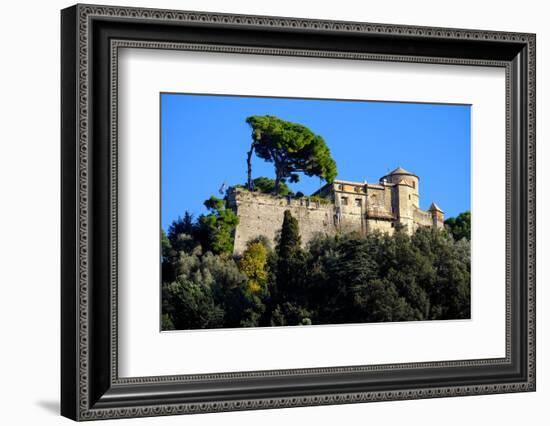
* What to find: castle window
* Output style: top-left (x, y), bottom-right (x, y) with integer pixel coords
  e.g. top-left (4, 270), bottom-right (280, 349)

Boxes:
top-left (355, 199), bottom-right (362, 207)
top-left (409, 194), bottom-right (411, 200)
top-left (412, 181), bottom-right (416, 189)
top-left (341, 196), bottom-right (348, 206)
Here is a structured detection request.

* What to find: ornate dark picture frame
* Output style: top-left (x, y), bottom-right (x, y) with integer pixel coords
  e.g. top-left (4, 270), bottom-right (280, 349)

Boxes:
top-left (61, 4), bottom-right (536, 421)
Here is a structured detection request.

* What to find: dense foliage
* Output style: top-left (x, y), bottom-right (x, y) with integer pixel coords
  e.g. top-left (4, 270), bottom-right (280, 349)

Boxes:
top-left (164, 197), bottom-right (239, 259)
top-left (445, 211), bottom-right (471, 241)
top-left (245, 115), bottom-right (338, 193)
top-left (162, 206), bottom-right (471, 330)
top-left (199, 196), bottom-right (240, 255)
top-left (233, 177), bottom-right (292, 197)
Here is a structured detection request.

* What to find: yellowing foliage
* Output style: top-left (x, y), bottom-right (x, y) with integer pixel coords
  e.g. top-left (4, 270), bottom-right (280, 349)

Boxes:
top-left (239, 242), bottom-right (269, 294)
top-left (247, 281), bottom-right (263, 294)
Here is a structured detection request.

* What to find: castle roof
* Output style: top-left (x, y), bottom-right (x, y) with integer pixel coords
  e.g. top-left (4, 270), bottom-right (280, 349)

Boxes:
top-left (389, 166), bottom-right (413, 175)
top-left (428, 202), bottom-right (444, 213)
top-left (380, 166), bottom-right (419, 181)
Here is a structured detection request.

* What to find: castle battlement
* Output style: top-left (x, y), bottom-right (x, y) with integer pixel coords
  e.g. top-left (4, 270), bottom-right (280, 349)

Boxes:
top-left (228, 167), bottom-right (444, 254)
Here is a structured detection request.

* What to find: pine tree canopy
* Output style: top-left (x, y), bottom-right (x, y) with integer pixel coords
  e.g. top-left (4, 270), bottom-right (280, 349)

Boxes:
top-left (245, 115), bottom-right (337, 193)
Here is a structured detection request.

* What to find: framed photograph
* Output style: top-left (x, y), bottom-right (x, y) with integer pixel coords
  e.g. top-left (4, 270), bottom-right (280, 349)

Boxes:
top-left (61, 4), bottom-right (536, 421)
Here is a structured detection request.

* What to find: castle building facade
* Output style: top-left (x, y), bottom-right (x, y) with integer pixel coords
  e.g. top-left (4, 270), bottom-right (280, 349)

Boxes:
top-left (228, 167), bottom-right (444, 254)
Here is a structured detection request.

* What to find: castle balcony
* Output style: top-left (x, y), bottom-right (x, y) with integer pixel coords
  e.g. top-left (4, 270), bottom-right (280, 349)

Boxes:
top-left (365, 208), bottom-right (395, 221)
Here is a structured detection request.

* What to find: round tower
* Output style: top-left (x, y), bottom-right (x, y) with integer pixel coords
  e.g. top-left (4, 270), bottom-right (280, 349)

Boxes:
top-left (380, 167), bottom-right (419, 207)
top-left (380, 167), bottom-right (419, 233)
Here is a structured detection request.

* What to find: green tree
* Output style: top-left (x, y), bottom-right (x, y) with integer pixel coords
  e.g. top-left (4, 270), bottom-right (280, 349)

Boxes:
top-left (305, 227), bottom-right (471, 325)
top-left (307, 233), bottom-right (416, 324)
top-left (161, 229), bottom-right (176, 284)
top-left (270, 210), bottom-right (309, 325)
top-left (161, 229), bottom-right (172, 262)
top-left (277, 211), bottom-right (302, 258)
top-left (445, 211), bottom-right (471, 241)
top-left (379, 229), bottom-right (430, 320)
top-left (424, 230), bottom-right (470, 319)
top-left (161, 313), bottom-right (175, 331)
top-left (167, 211), bottom-right (194, 243)
top-left (275, 211), bottom-right (304, 297)
top-left (167, 211), bottom-right (198, 253)
top-left (162, 250), bottom-right (264, 329)
top-left (248, 176), bottom-right (292, 196)
top-left (198, 196), bottom-right (239, 255)
top-left (162, 279), bottom-right (225, 330)
top-left (245, 115), bottom-right (337, 193)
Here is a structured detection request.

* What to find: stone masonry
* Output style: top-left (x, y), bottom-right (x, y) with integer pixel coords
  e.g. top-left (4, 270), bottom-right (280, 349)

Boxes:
top-left (227, 167), bottom-right (444, 254)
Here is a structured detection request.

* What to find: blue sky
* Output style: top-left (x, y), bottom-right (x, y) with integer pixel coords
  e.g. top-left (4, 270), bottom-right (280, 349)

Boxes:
top-left (161, 93), bottom-right (470, 230)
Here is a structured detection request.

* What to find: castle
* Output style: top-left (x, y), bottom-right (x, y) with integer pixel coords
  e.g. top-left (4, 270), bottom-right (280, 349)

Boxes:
top-left (227, 167), bottom-right (444, 254)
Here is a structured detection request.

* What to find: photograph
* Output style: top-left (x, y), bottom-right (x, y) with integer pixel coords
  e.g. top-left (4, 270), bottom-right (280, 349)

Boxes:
top-left (160, 93), bottom-right (472, 331)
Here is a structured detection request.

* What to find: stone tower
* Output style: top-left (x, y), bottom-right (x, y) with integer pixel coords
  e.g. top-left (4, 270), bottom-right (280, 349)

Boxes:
top-left (380, 167), bottom-right (420, 232)
top-left (428, 202), bottom-right (445, 229)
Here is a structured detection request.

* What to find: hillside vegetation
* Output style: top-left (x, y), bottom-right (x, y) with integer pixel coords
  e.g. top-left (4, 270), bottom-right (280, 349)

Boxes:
top-left (161, 200), bottom-right (471, 330)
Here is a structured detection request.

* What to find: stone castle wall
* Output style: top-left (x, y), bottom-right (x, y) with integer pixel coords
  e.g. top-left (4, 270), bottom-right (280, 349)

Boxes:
top-left (413, 208), bottom-right (434, 229)
top-left (228, 188), bottom-right (397, 254)
top-left (228, 189), bottom-right (338, 254)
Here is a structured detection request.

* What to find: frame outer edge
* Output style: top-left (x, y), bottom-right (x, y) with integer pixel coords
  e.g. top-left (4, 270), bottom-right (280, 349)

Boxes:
top-left (66, 4), bottom-right (536, 421)
top-left (527, 34), bottom-right (536, 390)
top-left (61, 4), bottom-right (80, 422)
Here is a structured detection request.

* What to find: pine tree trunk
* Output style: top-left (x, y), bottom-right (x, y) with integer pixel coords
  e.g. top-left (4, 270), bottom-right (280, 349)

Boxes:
top-left (246, 145), bottom-right (254, 191)
top-left (274, 168), bottom-right (281, 194)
